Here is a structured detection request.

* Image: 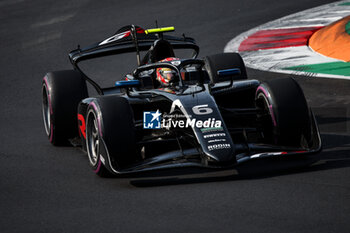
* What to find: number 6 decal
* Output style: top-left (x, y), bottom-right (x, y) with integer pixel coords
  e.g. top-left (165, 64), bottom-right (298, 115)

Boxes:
top-left (192, 104), bottom-right (213, 115)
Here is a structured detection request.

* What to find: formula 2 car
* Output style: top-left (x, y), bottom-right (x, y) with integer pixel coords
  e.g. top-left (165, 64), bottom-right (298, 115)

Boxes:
top-left (42, 25), bottom-right (321, 176)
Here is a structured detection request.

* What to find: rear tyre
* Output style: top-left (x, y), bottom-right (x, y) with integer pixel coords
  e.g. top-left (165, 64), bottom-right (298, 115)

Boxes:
top-left (86, 96), bottom-right (139, 176)
top-left (42, 70), bottom-right (88, 145)
top-left (204, 52), bottom-right (247, 83)
top-left (255, 77), bottom-right (311, 147)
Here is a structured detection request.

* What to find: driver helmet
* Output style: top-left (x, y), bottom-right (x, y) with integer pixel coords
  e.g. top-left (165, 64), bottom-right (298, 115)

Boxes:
top-left (156, 57), bottom-right (180, 86)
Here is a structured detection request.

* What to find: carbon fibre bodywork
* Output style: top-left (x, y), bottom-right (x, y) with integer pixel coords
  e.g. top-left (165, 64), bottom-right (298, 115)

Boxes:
top-left (76, 77), bottom-right (321, 174)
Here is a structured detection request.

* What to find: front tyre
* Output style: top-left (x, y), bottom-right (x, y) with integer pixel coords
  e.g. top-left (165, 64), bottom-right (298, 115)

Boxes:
top-left (86, 106), bottom-right (111, 177)
top-left (85, 96), bottom-right (139, 176)
top-left (255, 77), bottom-right (311, 147)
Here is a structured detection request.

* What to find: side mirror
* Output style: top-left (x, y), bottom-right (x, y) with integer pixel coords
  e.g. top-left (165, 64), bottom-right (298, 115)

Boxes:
top-left (115, 80), bottom-right (141, 88)
top-left (209, 68), bottom-right (242, 90)
top-left (217, 68), bottom-right (241, 77)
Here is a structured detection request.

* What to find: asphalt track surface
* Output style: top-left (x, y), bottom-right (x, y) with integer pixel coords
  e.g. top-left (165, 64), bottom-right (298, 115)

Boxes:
top-left (1, 0), bottom-right (349, 232)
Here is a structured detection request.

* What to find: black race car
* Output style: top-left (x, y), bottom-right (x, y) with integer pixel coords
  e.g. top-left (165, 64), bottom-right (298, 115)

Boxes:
top-left (42, 25), bottom-right (321, 176)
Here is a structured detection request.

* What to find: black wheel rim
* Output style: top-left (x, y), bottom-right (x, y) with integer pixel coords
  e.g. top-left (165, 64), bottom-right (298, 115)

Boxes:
top-left (42, 84), bottom-right (51, 136)
top-left (86, 110), bottom-right (99, 166)
top-left (256, 92), bottom-right (275, 143)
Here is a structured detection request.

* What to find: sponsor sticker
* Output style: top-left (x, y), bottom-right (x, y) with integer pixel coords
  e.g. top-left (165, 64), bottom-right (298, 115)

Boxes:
top-left (207, 139), bottom-right (226, 143)
top-left (99, 31), bottom-right (129, 45)
top-left (208, 143), bottom-right (231, 151)
top-left (203, 133), bottom-right (226, 138)
top-left (200, 127), bottom-right (223, 133)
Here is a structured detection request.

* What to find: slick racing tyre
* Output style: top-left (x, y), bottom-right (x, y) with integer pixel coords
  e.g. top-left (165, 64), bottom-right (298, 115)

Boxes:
top-left (86, 96), bottom-right (139, 176)
top-left (255, 77), bottom-right (311, 147)
top-left (42, 70), bottom-right (88, 146)
top-left (204, 52), bottom-right (247, 83)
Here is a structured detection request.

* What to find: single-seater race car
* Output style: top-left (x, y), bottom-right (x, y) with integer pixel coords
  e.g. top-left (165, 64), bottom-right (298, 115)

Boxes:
top-left (42, 25), bottom-right (321, 176)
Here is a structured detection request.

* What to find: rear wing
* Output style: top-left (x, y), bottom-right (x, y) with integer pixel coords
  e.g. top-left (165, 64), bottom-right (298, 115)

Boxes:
top-left (68, 25), bottom-right (199, 65)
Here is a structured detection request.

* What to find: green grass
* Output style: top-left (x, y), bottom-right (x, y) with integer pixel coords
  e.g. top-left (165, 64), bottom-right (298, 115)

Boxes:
top-left (284, 61), bottom-right (350, 76)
